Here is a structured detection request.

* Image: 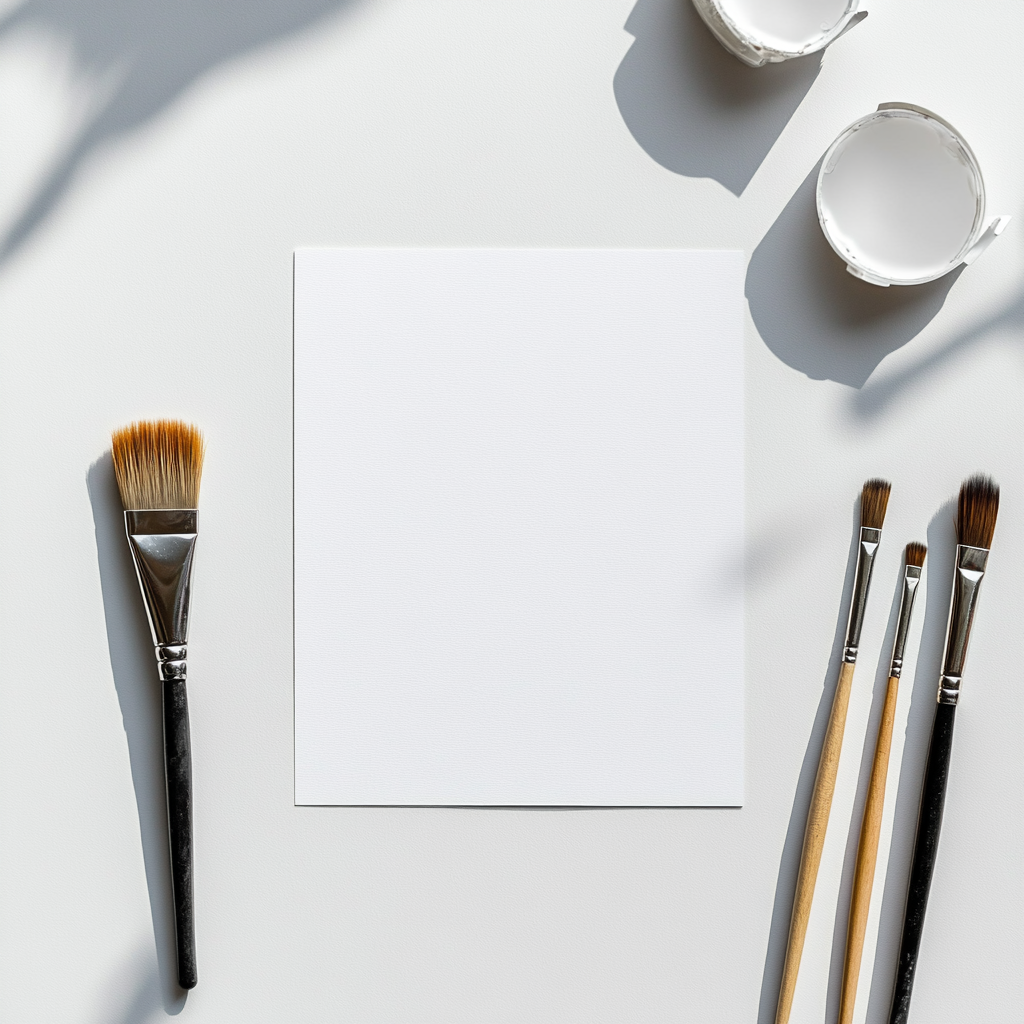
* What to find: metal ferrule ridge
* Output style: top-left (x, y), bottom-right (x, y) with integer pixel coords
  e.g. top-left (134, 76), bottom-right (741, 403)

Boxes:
top-left (888, 564), bottom-right (923, 678)
top-left (124, 509), bottom-right (198, 682)
top-left (937, 543), bottom-right (989, 705)
top-left (843, 526), bottom-right (881, 663)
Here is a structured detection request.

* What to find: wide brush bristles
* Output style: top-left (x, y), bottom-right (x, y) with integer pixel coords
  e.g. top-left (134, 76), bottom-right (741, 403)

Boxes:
top-left (904, 541), bottom-right (927, 568)
top-left (957, 474), bottom-right (999, 549)
top-left (112, 420), bottom-right (205, 510)
top-left (860, 479), bottom-right (891, 530)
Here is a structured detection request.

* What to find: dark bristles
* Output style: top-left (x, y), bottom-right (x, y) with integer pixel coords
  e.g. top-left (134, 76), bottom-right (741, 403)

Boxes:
top-left (860, 478), bottom-right (892, 530)
top-left (905, 542), bottom-right (927, 568)
top-left (957, 475), bottom-right (999, 549)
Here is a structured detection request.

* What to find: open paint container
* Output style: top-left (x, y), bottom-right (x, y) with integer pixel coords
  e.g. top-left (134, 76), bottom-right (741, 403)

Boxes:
top-left (817, 104), bottom-right (1010, 287)
top-left (691, 0), bottom-right (866, 67)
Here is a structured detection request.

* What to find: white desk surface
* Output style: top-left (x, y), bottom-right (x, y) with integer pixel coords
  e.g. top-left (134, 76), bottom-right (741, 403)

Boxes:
top-left (1, 2), bottom-right (1021, 1021)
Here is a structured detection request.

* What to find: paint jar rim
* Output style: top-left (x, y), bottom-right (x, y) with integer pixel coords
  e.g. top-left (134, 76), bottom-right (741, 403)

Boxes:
top-left (691, 0), bottom-right (863, 66)
top-left (815, 103), bottom-right (988, 287)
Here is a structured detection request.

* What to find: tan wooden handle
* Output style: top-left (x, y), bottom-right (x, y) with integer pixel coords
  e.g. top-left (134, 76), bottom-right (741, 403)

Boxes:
top-left (837, 674), bottom-right (900, 1024)
top-left (775, 660), bottom-right (857, 1024)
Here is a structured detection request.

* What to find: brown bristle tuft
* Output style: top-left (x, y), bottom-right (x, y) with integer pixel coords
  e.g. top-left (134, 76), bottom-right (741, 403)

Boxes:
top-left (860, 478), bottom-right (891, 530)
top-left (111, 420), bottom-right (205, 510)
top-left (957, 475), bottom-right (999, 549)
top-left (904, 542), bottom-right (927, 568)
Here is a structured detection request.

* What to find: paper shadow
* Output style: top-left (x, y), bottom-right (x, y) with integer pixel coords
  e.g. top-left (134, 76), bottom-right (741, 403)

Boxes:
top-left (863, 502), bottom-right (956, 1024)
top-left (87, 455), bottom-right (186, 1014)
top-left (746, 165), bottom-right (963, 388)
top-left (613, 0), bottom-right (821, 196)
top-left (0, 0), bottom-right (355, 267)
top-left (755, 495), bottom-right (860, 1024)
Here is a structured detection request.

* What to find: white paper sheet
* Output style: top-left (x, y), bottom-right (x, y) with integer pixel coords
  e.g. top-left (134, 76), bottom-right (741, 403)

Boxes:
top-left (294, 249), bottom-right (744, 805)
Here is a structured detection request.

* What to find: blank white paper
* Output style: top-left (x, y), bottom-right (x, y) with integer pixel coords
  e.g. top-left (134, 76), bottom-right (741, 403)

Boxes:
top-left (294, 249), bottom-right (744, 806)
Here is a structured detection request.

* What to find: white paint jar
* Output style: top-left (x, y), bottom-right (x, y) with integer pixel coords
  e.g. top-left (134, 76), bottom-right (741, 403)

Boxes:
top-left (690, 0), bottom-right (866, 67)
top-left (816, 104), bottom-right (1010, 287)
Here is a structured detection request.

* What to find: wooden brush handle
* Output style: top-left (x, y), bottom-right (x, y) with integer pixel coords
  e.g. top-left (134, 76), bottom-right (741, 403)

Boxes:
top-left (888, 701), bottom-right (956, 1024)
top-left (775, 660), bottom-right (857, 1024)
top-left (163, 678), bottom-right (198, 990)
top-left (838, 674), bottom-right (900, 1024)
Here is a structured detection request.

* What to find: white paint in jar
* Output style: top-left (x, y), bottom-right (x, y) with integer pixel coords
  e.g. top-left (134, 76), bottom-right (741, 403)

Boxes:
top-left (723, 0), bottom-right (850, 52)
top-left (817, 105), bottom-right (1010, 287)
top-left (691, 0), bottom-right (865, 66)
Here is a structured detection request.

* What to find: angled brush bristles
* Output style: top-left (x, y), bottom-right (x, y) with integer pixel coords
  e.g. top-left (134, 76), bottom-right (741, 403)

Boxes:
top-left (957, 474), bottom-right (999, 549)
top-left (860, 479), bottom-right (891, 530)
top-left (112, 420), bottom-right (205, 510)
top-left (904, 541), bottom-right (927, 568)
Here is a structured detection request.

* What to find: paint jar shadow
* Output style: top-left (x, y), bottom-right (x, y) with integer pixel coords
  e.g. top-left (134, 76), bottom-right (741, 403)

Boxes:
top-left (746, 162), bottom-right (963, 388)
top-left (613, 0), bottom-right (822, 196)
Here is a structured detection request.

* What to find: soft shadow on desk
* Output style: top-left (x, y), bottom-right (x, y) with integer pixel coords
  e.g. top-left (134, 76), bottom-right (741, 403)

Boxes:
top-left (87, 455), bottom-right (186, 1015)
top-left (613, 0), bottom-right (820, 196)
top-left (92, 948), bottom-right (163, 1024)
top-left (756, 497), bottom-right (860, 1024)
top-left (0, 0), bottom-right (356, 267)
top-left (853, 285), bottom-right (1024, 422)
top-left (320, 805), bottom-right (739, 811)
top-left (862, 503), bottom-right (956, 1024)
top-left (747, 166), bottom-right (963, 388)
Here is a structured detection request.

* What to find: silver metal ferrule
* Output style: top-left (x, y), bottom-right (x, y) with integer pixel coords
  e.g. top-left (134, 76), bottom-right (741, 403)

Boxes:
top-left (937, 543), bottom-right (989, 705)
top-left (888, 564), bottom-right (923, 678)
top-left (843, 526), bottom-right (881, 663)
top-left (124, 509), bottom-right (198, 683)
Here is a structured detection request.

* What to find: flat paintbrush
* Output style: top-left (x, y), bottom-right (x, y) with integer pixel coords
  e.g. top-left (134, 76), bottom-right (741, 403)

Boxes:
top-left (112, 420), bottom-right (205, 990)
top-left (775, 479), bottom-right (891, 1024)
top-left (888, 475), bottom-right (999, 1024)
top-left (838, 541), bottom-right (926, 1024)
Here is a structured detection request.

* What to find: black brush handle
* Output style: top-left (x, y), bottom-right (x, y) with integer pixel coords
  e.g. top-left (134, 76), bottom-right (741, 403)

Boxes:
top-left (888, 700), bottom-right (956, 1024)
top-left (163, 677), bottom-right (198, 990)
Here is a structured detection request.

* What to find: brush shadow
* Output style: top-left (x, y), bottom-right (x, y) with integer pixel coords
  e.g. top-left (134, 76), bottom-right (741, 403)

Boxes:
top-left (755, 495), bottom-right (861, 1024)
top-left (613, 0), bottom-right (821, 196)
top-left (87, 454), bottom-right (187, 1014)
top-left (746, 164), bottom-right (964, 388)
top-left (0, 0), bottom-right (356, 268)
top-left (110, 968), bottom-right (162, 1024)
top-left (92, 946), bottom-right (163, 1024)
top-left (862, 502), bottom-right (956, 1024)
top-left (821, 552), bottom-right (912, 1024)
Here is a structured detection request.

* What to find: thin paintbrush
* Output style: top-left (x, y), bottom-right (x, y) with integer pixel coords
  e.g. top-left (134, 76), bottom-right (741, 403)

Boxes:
top-left (775, 479), bottom-right (891, 1024)
top-left (112, 420), bottom-right (205, 991)
top-left (838, 542), bottom-right (926, 1024)
top-left (888, 476), bottom-right (999, 1024)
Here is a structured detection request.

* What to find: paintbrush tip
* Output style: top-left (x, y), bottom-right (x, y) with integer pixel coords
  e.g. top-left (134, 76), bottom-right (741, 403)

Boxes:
top-left (905, 541), bottom-right (927, 568)
top-left (860, 478), bottom-right (891, 530)
top-left (111, 420), bottom-right (205, 510)
top-left (957, 475), bottom-right (999, 549)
